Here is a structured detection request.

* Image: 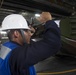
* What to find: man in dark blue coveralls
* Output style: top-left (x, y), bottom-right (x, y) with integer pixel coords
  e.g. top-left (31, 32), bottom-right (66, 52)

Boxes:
top-left (0, 12), bottom-right (61, 75)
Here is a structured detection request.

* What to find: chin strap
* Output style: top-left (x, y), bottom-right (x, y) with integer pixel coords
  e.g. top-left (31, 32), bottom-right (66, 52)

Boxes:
top-left (20, 29), bottom-right (27, 45)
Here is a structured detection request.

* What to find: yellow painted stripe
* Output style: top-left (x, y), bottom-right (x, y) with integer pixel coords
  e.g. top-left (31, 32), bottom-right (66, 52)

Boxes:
top-left (37, 69), bottom-right (76, 75)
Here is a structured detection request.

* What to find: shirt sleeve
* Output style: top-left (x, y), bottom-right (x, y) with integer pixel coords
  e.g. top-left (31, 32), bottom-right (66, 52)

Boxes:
top-left (25, 20), bottom-right (61, 66)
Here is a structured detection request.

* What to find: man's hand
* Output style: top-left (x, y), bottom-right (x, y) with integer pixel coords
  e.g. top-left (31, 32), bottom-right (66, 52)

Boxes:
top-left (37, 12), bottom-right (52, 23)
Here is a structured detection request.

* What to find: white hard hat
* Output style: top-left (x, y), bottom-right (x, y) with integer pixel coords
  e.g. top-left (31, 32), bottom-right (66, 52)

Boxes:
top-left (0, 14), bottom-right (30, 31)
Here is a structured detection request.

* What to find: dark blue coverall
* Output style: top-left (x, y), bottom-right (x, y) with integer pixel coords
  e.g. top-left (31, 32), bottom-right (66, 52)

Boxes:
top-left (9, 20), bottom-right (61, 75)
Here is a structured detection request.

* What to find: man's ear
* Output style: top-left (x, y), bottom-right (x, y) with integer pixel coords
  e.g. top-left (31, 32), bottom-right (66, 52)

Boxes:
top-left (14, 30), bottom-right (19, 38)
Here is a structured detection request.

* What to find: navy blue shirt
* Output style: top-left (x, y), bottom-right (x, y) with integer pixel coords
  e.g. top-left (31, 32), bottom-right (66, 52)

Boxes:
top-left (9, 20), bottom-right (61, 75)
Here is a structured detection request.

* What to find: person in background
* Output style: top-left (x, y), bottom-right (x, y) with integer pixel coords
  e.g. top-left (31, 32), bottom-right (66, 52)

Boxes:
top-left (0, 12), bottom-right (61, 75)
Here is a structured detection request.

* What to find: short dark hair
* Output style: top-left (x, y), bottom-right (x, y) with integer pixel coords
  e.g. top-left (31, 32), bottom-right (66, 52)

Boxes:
top-left (7, 29), bottom-right (21, 41)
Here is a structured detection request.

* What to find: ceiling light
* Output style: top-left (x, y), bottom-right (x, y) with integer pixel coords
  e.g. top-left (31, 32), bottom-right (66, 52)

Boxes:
top-left (35, 14), bottom-right (40, 17)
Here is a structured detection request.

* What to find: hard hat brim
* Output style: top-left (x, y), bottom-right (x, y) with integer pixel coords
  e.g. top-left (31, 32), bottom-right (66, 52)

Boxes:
top-left (0, 27), bottom-right (31, 31)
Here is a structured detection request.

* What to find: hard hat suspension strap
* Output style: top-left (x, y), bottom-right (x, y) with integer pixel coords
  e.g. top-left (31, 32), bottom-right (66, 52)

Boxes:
top-left (20, 29), bottom-right (27, 45)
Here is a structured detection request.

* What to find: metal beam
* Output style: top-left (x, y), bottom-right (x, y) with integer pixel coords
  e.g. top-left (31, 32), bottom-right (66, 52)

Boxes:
top-left (2, 0), bottom-right (72, 16)
top-left (33, 0), bottom-right (73, 12)
top-left (2, 1), bottom-right (41, 13)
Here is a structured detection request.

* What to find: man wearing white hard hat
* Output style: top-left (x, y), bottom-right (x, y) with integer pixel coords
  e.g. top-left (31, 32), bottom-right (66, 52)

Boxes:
top-left (0, 12), bottom-right (61, 75)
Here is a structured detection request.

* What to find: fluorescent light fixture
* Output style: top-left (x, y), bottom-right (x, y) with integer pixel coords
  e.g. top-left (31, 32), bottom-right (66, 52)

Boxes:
top-left (21, 12), bottom-right (28, 16)
top-left (0, 31), bottom-right (7, 34)
top-left (35, 14), bottom-right (40, 17)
